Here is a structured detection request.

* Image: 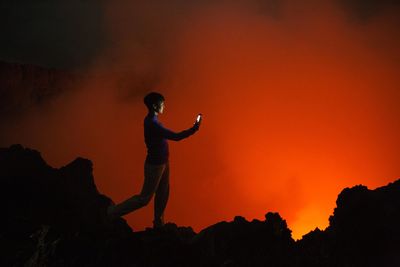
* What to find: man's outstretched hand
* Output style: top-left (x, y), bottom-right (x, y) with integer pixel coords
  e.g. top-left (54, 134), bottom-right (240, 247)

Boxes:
top-left (193, 114), bottom-right (202, 131)
top-left (193, 122), bottom-right (200, 132)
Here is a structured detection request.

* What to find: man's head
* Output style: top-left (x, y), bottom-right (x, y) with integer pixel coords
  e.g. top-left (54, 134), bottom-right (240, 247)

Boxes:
top-left (144, 92), bottom-right (165, 114)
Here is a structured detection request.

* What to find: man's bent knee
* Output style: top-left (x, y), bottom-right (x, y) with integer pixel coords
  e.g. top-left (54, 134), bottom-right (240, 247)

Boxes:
top-left (138, 194), bottom-right (153, 206)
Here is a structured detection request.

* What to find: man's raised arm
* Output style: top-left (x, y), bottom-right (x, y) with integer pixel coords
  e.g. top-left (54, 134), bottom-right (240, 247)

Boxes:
top-left (154, 121), bottom-right (199, 141)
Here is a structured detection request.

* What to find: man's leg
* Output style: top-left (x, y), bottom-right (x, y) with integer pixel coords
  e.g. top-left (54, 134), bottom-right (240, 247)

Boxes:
top-left (154, 162), bottom-right (170, 227)
top-left (108, 163), bottom-right (166, 218)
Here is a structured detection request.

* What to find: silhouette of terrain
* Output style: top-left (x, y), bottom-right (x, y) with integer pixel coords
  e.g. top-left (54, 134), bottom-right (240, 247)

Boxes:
top-left (0, 144), bottom-right (399, 267)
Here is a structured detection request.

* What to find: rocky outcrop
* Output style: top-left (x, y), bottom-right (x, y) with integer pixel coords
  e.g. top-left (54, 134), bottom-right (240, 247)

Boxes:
top-left (0, 144), bottom-right (399, 267)
top-left (296, 180), bottom-right (400, 267)
top-left (0, 144), bottom-right (131, 266)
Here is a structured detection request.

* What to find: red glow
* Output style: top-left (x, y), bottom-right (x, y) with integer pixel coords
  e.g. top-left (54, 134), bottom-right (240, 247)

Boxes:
top-left (2, 1), bottom-right (399, 240)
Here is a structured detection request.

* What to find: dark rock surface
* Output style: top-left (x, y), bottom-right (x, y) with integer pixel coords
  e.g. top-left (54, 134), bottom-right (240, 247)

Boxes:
top-left (0, 144), bottom-right (399, 267)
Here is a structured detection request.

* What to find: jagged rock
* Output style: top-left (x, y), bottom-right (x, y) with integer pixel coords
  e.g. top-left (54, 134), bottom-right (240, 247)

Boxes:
top-left (326, 181), bottom-right (400, 267)
top-left (191, 212), bottom-right (295, 267)
top-left (1, 144), bottom-right (399, 267)
top-left (0, 144), bottom-right (131, 266)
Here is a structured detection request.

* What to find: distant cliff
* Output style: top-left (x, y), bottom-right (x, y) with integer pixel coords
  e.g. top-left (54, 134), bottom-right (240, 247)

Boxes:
top-left (0, 61), bottom-right (82, 120)
top-left (0, 144), bottom-right (399, 267)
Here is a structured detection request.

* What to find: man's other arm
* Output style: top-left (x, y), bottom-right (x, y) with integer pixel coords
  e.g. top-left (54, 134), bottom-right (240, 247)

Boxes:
top-left (154, 121), bottom-right (199, 141)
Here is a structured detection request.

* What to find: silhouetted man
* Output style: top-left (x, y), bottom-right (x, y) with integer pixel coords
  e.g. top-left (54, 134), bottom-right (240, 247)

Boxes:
top-left (107, 92), bottom-right (201, 228)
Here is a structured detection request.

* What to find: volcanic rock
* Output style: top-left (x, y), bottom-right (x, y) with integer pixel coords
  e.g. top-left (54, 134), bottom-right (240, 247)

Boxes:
top-left (1, 144), bottom-right (399, 267)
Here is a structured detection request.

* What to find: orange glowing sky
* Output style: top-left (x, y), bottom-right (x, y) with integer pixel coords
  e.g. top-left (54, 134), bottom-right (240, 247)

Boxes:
top-left (1, 1), bottom-right (400, 239)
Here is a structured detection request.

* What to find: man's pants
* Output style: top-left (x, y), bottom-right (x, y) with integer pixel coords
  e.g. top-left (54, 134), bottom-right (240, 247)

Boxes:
top-left (108, 162), bottom-right (170, 225)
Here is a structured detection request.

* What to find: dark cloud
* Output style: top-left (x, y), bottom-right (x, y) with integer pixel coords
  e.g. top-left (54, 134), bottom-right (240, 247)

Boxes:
top-left (1, 0), bottom-right (398, 70)
top-left (337, 0), bottom-right (400, 21)
top-left (253, 0), bottom-right (284, 18)
top-left (0, 0), bottom-right (106, 69)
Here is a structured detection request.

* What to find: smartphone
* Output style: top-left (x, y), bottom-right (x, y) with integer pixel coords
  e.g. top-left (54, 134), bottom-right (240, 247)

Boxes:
top-left (196, 114), bottom-right (202, 123)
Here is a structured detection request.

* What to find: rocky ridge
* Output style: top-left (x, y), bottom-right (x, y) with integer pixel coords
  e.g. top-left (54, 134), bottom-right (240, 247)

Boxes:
top-left (0, 144), bottom-right (399, 267)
